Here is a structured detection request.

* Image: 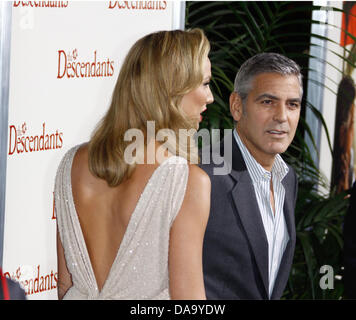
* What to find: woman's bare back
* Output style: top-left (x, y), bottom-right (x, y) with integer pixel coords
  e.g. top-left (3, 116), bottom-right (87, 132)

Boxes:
top-left (70, 144), bottom-right (161, 291)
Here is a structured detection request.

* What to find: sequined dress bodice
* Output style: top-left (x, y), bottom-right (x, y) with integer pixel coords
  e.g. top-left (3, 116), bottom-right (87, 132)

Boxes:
top-left (54, 145), bottom-right (188, 299)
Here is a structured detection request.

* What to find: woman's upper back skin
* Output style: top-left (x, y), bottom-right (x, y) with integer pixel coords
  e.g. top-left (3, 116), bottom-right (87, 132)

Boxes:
top-left (71, 143), bottom-right (165, 291)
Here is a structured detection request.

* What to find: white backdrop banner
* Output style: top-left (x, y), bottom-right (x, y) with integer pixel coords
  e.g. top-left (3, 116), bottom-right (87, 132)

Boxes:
top-left (2, 0), bottom-right (180, 299)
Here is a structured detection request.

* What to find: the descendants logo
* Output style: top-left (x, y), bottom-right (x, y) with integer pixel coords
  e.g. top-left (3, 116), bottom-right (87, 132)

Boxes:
top-left (3, 265), bottom-right (58, 296)
top-left (8, 122), bottom-right (64, 155)
top-left (57, 49), bottom-right (115, 79)
top-left (108, 1), bottom-right (167, 10)
top-left (13, 1), bottom-right (69, 8)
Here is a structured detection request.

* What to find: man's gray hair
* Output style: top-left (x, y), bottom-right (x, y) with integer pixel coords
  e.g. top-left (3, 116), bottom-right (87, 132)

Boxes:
top-left (234, 52), bottom-right (303, 101)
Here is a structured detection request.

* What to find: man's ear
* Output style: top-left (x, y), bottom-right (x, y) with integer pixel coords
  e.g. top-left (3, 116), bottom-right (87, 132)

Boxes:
top-left (230, 92), bottom-right (243, 122)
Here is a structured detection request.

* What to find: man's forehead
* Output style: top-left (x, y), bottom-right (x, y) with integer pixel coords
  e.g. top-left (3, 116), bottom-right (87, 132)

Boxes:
top-left (251, 72), bottom-right (300, 83)
top-left (250, 72), bottom-right (302, 96)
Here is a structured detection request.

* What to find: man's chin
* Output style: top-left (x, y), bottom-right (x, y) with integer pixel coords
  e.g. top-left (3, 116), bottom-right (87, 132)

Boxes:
top-left (266, 144), bottom-right (289, 156)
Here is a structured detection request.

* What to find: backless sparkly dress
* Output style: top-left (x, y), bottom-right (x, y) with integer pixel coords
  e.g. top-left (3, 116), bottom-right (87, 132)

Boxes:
top-left (54, 145), bottom-right (188, 299)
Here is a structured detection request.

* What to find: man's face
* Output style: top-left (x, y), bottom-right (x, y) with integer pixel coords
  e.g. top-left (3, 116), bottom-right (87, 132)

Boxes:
top-left (230, 72), bottom-right (301, 168)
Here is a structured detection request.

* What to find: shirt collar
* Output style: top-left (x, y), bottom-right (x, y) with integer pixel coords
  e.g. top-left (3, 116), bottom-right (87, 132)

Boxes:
top-left (233, 129), bottom-right (289, 183)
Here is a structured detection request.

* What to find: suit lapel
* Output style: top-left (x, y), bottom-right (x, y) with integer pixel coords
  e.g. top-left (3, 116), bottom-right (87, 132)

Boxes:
top-left (227, 136), bottom-right (269, 297)
top-left (281, 173), bottom-right (296, 248)
top-left (231, 174), bottom-right (269, 296)
top-left (271, 170), bottom-right (297, 298)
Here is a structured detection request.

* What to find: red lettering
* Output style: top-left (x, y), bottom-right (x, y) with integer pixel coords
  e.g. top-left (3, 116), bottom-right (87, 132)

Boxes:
top-left (8, 125), bottom-right (17, 155)
top-left (110, 61), bottom-right (115, 76)
top-left (51, 270), bottom-right (56, 289)
top-left (66, 62), bottom-right (73, 78)
top-left (53, 272), bottom-right (58, 287)
top-left (57, 50), bottom-right (67, 79)
top-left (14, 1), bottom-right (68, 8)
top-left (75, 61), bottom-right (81, 78)
top-left (24, 136), bottom-right (29, 152)
top-left (79, 62), bottom-right (84, 77)
top-left (90, 50), bottom-right (97, 77)
top-left (58, 50), bottom-right (114, 79)
top-left (108, 1), bottom-right (117, 9)
top-left (29, 136), bottom-right (34, 152)
top-left (33, 265), bottom-right (40, 294)
top-left (18, 136), bottom-right (24, 153)
top-left (58, 132), bottom-right (63, 148)
top-left (39, 122), bottom-right (45, 150)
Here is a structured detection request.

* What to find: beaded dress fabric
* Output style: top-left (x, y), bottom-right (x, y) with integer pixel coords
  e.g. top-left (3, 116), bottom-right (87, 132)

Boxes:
top-left (54, 145), bottom-right (188, 299)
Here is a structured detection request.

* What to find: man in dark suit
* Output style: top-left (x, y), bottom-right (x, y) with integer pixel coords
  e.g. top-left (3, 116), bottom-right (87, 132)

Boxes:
top-left (343, 181), bottom-right (356, 299)
top-left (201, 53), bottom-right (301, 299)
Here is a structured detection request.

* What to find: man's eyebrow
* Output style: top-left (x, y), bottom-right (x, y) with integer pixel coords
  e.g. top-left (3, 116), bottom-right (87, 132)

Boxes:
top-left (287, 98), bottom-right (302, 103)
top-left (254, 93), bottom-right (279, 102)
top-left (254, 93), bottom-right (301, 103)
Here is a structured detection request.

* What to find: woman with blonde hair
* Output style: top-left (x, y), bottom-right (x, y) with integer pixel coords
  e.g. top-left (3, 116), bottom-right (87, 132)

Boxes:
top-left (54, 28), bottom-right (213, 300)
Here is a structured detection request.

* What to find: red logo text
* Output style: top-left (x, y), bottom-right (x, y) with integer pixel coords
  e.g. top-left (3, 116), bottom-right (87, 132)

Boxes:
top-left (57, 49), bottom-right (115, 79)
top-left (8, 122), bottom-right (64, 155)
top-left (3, 265), bottom-right (57, 296)
top-left (108, 1), bottom-right (167, 10)
top-left (13, 1), bottom-right (68, 8)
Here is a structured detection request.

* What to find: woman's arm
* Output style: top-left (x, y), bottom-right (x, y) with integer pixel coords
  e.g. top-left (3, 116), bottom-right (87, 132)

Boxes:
top-left (169, 164), bottom-right (211, 300)
top-left (56, 229), bottom-right (73, 300)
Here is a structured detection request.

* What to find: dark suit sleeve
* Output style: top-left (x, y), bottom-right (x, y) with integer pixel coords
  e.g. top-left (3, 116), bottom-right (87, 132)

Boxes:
top-left (9, 279), bottom-right (26, 300)
top-left (0, 278), bottom-right (26, 300)
top-left (343, 181), bottom-right (356, 299)
top-left (289, 165), bottom-right (298, 208)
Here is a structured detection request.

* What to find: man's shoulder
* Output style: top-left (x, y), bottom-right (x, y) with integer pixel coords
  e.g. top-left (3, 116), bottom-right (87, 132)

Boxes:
top-left (199, 138), bottom-right (250, 186)
top-left (281, 161), bottom-right (298, 202)
top-left (199, 148), bottom-right (237, 178)
top-left (285, 162), bottom-right (297, 181)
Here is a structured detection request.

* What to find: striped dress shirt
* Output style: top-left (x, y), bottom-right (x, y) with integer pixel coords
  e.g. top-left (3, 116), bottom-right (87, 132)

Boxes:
top-left (233, 129), bottom-right (290, 298)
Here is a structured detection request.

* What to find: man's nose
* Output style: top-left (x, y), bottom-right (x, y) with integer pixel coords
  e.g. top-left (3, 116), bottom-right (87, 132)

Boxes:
top-left (273, 103), bottom-right (288, 123)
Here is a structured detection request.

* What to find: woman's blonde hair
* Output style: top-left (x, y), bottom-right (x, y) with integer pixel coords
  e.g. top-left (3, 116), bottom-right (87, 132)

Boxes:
top-left (88, 28), bottom-right (210, 186)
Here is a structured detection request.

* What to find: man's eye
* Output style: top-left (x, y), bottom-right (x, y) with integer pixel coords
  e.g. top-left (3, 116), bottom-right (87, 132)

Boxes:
top-left (261, 99), bottom-right (272, 105)
top-left (289, 102), bottom-right (300, 108)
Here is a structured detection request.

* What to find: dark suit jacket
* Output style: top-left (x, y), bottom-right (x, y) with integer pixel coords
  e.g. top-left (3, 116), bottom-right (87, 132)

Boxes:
top-left (200, 133), bottom-right (298, 299)
top-left (0, 275), bottom-right (26, 300)
top-left (343, 181), bottom-right (356, 299)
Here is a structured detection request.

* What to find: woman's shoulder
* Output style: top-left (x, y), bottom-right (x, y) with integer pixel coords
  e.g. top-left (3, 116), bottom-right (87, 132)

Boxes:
top-left (187, 163), bottom-right (211, 189)
top-left (158, 156), bottom-right (210, 187)
top-left (55, 143), bottom-right (88, 186)
top-left (170, 162), bottom-right (211, 228)
top-left (70, 143), bottom-right (89, 178)
top-left (57, 143), bottom-right (87, 168)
